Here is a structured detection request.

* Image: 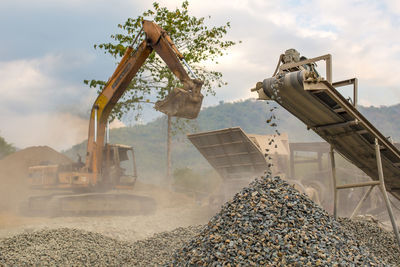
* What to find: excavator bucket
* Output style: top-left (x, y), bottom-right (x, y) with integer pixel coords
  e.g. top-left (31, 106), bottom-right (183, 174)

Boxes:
top-left (155, 80), bottom-right (204, 119)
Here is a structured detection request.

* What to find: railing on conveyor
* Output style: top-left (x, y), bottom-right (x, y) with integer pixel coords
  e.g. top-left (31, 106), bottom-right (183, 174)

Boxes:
top-left (252, 51), bottom-right (400, 247)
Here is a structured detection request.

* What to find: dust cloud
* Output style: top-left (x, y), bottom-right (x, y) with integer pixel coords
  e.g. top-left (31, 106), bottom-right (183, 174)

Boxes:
top-left (2, 112), bottom-right (88, 151)
top-left (0, 148), bottom-right (216, 242)
top-left (0, 146), bottom-right (72, 212)
top-left (2, 144), bottom-right (398, 244)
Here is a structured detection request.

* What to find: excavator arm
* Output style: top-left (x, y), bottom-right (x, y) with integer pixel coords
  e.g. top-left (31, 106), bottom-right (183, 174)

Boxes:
top-left (85, 20), bottom-right (204, 178)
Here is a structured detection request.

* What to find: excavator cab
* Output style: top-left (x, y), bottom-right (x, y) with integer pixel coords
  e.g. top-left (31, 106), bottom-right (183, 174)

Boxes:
top-left (103, 144), bottom-right (137, 188)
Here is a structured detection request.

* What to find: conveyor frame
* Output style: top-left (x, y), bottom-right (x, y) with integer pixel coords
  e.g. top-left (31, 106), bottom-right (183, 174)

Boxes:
top-left (253, 53), bottom-right (400, 247)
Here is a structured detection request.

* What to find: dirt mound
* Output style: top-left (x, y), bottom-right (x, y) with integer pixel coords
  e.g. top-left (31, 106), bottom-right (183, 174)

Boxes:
top-left (1, 146), bottom-right (71, 167)
top-left (0, 146), bottom-right (72, 211)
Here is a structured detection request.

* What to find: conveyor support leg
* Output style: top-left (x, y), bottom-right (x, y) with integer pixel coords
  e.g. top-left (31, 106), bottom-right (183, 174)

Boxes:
top-left (375, 138), bottom-right (400, 248)
top-left (330, 146), bottom-right (338, 219)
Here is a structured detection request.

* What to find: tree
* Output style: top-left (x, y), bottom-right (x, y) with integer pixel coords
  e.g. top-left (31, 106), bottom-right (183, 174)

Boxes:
top-left (0, 135), bottom-right (16, 159)
top-left (85, 1), bottom-right (238, 181)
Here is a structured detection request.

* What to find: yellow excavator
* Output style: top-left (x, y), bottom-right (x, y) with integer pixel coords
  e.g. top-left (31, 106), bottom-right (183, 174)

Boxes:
top-left (24, 20), bottom-right (203, 215)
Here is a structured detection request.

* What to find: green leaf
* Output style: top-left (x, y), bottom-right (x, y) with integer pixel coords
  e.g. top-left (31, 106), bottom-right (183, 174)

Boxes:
top-left (84, 0), bottom-right (238, 127)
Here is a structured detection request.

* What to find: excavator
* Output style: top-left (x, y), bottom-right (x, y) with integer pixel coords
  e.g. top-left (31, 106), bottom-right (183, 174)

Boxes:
top-left (23, 20), bottom-right (204, 215)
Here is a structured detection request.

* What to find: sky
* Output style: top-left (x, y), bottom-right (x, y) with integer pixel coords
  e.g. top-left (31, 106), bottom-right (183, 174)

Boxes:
top-left (1, 0), bottom-right (400, 150)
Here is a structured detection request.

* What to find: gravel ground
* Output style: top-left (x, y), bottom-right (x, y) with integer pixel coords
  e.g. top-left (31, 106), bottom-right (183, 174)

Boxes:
top-left (0, 228), bottom-right (134, 266)
top-left (127, 226), bottom-right (203, 266)
top-left (1, 217), bottom-right (398, 266)
top-left (169, 175), bottom-right (389, 266)
top-left (339, 217), bottom-right (400, 266)
top-left (0, 226), bottom-right (203, 266)
top-left (0, 205), bottom-right (212, 242)
top-left (1, 175), bottom-right (399, 266)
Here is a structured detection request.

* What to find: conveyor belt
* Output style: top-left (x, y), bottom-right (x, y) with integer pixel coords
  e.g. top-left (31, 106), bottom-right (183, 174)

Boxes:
top-left (261, 70), bottom-right (400, 201)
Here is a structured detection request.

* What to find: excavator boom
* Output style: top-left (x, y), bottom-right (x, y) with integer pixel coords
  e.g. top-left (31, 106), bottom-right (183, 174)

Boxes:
top-left (23, 20), bottom-right (204, 216)
top-left (24, 21), bottom-right (204, 216)
top-left (85, 20), bottom-right (204, 179)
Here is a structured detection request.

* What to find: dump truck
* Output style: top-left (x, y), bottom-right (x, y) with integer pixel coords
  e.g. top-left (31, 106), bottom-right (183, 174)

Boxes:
top-left (23, 20), bottom-right (203, 215)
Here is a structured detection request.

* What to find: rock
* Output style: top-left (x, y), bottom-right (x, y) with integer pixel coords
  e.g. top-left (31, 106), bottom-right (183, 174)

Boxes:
top-left (1, 174), bottom-right (398, 266)
top-left (168, 175), bottom-right (388, 266)
top-left (0, 226), bottom-right (203, 266)
top-left (339, 217), bottom-right (400, 266)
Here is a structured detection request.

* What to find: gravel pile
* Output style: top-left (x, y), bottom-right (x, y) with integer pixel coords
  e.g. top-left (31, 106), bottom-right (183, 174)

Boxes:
top-left (128, 226), bottom-right (203, 266)
top-left (170, 175), bottom-right (388, 266)
top-left (0, 228), bottom-right (134, 266)
top-left (1, 175), bottom-right (397, 266)
top-left (0, 226), bottom-right (202, 266)
top-left (339, 217), bottom-right (400, 266)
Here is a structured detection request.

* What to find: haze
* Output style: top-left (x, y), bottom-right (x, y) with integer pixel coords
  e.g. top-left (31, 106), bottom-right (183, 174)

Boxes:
top-left (1, 0), bottom-right (400, 149)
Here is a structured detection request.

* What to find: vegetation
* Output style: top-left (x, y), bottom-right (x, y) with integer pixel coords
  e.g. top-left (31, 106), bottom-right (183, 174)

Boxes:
top-left (0, 135), bottom-right (16, 159)
top-left (64, 99), bottom-right (400, 184)
top-left (84, 0), bottom-right (237, 121)
top-left (84, 1), bottom-right (238, 180)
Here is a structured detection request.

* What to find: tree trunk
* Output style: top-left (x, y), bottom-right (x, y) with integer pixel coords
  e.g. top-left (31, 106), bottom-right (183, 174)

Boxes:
top-left (166, 115), bottom-right (172, 185)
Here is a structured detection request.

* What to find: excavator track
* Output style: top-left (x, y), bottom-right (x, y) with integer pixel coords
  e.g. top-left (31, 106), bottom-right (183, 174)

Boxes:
top-left (21, 193), bottom-right (156, 217)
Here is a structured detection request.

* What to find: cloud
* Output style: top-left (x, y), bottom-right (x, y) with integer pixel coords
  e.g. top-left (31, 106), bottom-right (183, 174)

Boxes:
top-left (185, 0), bottom-right (400, 106)
top-left (1, 0), bottom-right (141, 13)
top-left (109, 119), bottom-right (126, 129)
top-left (2, 0), bottom-right (400, 150)
top-left (0, 54), bottom-right (96, 112)
top-left (359, 99), bottom-right (373, 107)
top-left (0, 58), bottom-right (53, 110)
top-left (0, 54), bottom-right (97, 150)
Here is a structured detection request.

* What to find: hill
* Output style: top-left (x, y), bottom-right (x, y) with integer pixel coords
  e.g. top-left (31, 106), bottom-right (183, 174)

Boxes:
top-left (63, 99), bottom-right (400, 183)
